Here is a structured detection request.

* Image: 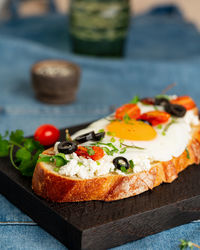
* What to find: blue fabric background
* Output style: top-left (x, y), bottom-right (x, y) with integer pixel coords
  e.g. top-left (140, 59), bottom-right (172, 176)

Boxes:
top-left (0, 5), bottom-right (200, 249)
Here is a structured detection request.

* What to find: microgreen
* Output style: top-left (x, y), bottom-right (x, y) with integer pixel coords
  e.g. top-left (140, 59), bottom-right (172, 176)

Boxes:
top-left (154, 105), bottom-right (158, 110)
top-left (0, 130), bottom-right (44, 176)
top-left (78, 162), bottom-right (83, 166)
top-left (107, 131), bottom-right (115, 136)
top-left (96, 161), bottom-right (100, 166)
top-left (185, 148), bottom-right (190, 159)
top-left (129, 160), bottom-right (134, 169)
top-left (130, 95), bottom-right (140, 104)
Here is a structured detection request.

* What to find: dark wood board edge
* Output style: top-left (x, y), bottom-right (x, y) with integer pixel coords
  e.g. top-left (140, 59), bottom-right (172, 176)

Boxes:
top-left (0, 165), bottom-right (83, 250)
top-left (82, 195), bottom-right (200, 250)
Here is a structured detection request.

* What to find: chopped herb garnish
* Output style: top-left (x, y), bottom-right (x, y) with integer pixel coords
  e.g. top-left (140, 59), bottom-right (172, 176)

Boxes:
top-left (120, 166), bottom-right (127, 173)
top-left (156, 94), bottom-right (170, 100)
top-left (103, 147), bottom-right (113, 156)
top-left (85, 147), bottom-right (95, 156)
top-left (130, 95), bottom-right (140, 104)
top-left (129, 160), bottom-right (134, 169)
top-left (53, 167), bottom-right (60, 172)
top-left (185, 148), bottom-right (190, 159)
top-left (154, 105), bottom-right (158, 110)
top-left (120, 148), bottom-right (127, 154)
top-left (78, 162), bottom-right (83, 166)
top-left (123, 113), bottom-right (131, 123)
top-left (119, 139), bottom-right (124, 144)
top-left (121, 143), bottom-right (145, 150)
top-left (107, 131), bottom-right (115, 136)
top-left (157, 124), bottom-right (162, 129)
top-left (162, 118), bottom-right (177, 136)
top-left (110, 137), bottom-right (116, 143)
top-left (98, 129), bottom-right (105, 133)
top-left (38, 153), bottom-right (69, 167)
top-left (96, 161), bottom-right (100, 165)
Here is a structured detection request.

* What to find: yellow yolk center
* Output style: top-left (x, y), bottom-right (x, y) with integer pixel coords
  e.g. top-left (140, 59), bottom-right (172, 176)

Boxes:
top-left (106, 120), bottom-right (157, 141)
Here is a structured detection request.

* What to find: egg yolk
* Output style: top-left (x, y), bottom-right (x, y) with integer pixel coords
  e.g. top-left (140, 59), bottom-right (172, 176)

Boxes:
top-left (106, 120), bottom-right (157, 141)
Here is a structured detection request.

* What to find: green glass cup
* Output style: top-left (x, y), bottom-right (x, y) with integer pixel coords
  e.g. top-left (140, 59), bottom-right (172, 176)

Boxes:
top-left (69, 0), bottom-right (130, 57)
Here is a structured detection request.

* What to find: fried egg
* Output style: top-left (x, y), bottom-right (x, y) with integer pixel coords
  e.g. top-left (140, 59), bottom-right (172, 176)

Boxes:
top-left (55, 99), bottom-right (199, 179)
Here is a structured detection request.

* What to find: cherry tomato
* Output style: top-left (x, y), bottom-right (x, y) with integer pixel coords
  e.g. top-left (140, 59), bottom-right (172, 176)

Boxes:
top-left (34, 124), bottom-right (60, 146)
top-left (171, 96), bottom-right (196, 110)
top-left (139, 111), bottom-right (170, 126)
top-left (76, 146), bottom-right (104, 161)
top-left (115, 104), bottom-right (141, 120)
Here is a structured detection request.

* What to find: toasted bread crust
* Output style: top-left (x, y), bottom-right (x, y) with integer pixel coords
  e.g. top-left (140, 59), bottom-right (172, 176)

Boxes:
top-left (32, 124), bottom-right (200, 202)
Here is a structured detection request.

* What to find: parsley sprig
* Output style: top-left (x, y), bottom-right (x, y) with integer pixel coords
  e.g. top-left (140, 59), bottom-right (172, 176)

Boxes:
top-left (0, 130), bottom-right (44, 176)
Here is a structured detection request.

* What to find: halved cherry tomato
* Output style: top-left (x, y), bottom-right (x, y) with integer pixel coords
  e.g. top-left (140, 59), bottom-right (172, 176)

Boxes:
top-left (115, 104), bottom-right (141, 120)
top-left (139, 111), bottom-right (170, 126)
top-left (76, 146), bottom-right (104, 161)
top-left (34, 124), bottom-right (60, 146)
top-left (171, 96), bottom-right (196, 110)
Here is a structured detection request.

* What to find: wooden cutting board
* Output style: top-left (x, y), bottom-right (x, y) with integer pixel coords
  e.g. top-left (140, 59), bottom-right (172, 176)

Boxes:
top-left (0, 123), bottom-right (200, 250)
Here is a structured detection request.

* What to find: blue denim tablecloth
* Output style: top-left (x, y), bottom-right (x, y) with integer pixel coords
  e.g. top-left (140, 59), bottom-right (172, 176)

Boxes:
top-left (0, 5), bottom-right (200, 250)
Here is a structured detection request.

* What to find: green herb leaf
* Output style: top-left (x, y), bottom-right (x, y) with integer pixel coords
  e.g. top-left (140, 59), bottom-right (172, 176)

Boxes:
top-left (129, 160), bottom-right (134, 169)
top-left (162, 118), bottom-right (177, 135)
top-left (156, 94), bottom-right (170, 100)
top-left (121, 143), bottom-right (145, 150)
top-left (9, 130), bottom-right (24, 144)
top-left (98, 129), bottom-right (105, 133)
top-left (78, 162), bottom-right (83, 166)
top-left (16, 148), bottom-right (32, 162)
top-left (96, 161), bottom-right (100, 165)
top-left (53, 167), bottom-right (60, 172)
top-left (37, 155), bottom-right (53, 163)
top-left (110, 137), bottom-right (116, 143)
top-left (86, 147), bottom-right (95, 156)
top-left (130, 95), bottom-right (140, 104)
top-left (123, 113), bottom-right (131, 123)
top-left (120, 148), bottom-right (126, 154)
top-left (154, 105), bottom-right (158, 110)
top-left (185, 148), bottom-right (190, 159)
top-left (107, 131), bottom-right (115, 136)
top-left (157, 124), bottom-right (162, 129)
top-left (19, 159), bottom-right (35, 176)
top-left (0, 140), bottom-right (9, 157)
top-left (103, 147), bottom-right (113, 156)
top-left (54, 153), bottom-right (69, 167)
top-left (120, 166), bottom-right (127, 173)
top-left (24, 138), bottom-right (37, 152)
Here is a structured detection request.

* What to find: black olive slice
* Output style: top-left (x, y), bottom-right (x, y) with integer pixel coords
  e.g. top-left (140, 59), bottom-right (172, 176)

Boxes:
top-left (113, 157), bottom-right (130, 170)
top-left (93, 132), bottom-right (105, 141)
top-left (74, 131), bottom-right (96, 144)
top-left (165, 103), bottom-right (186, 117)
top-left (141, 97), bottom-right (155, 105)
top-left (137, 119), bottom-right (152, 126)
top-left (155, 97), bottom-right (170, 106)
top-left (58, 141), bottom-right (78, 154)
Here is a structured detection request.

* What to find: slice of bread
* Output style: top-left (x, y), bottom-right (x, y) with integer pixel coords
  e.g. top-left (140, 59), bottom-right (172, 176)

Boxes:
top-left (32, 121), bottom-right (200, 202)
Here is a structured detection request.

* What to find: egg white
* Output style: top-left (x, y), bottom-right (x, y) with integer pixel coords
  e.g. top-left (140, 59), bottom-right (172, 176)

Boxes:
top-left (55, 102), bottom-right (199, 178)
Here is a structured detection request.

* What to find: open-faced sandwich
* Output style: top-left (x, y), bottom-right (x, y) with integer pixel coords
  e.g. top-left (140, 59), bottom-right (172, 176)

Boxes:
top-left (32, 95), bottom-right (200, 202)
